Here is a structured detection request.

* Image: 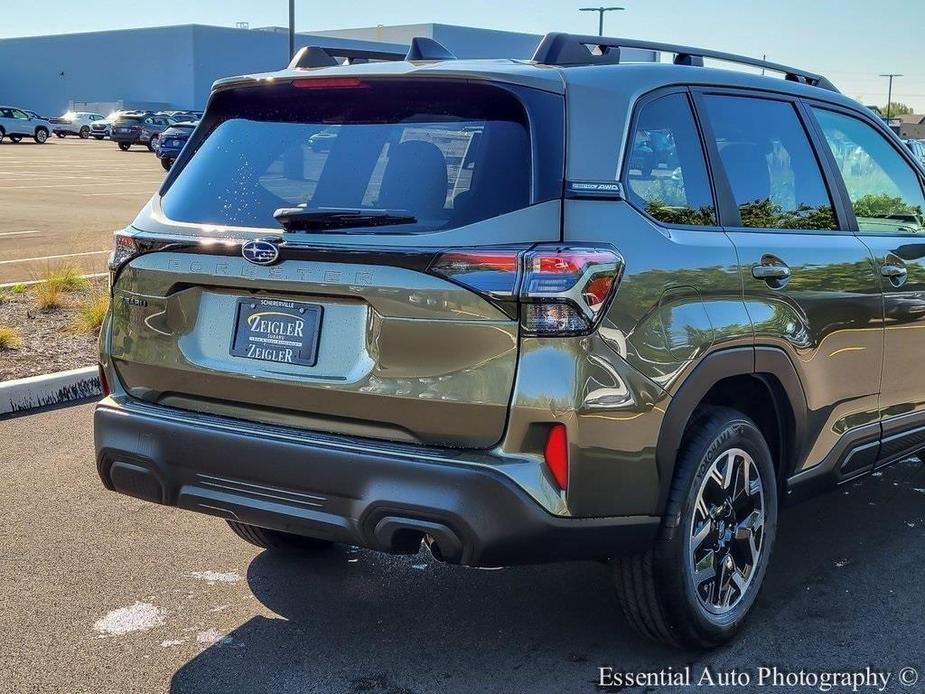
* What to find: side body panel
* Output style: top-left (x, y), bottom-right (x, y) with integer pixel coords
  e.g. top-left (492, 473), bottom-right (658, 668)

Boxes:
top-left (727, 229), bottom-right (883, 473)
top-left (553, 200), bottom-right (748, 516)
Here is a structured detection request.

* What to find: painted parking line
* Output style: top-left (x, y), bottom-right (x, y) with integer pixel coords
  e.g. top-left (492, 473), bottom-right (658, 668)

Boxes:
top-left (82, 191), bottom-right (157, 197)
top-left (0, 230), bottom-right (40, 237)
top-left (0, 250), bottom-right (109, 265)
top-left (0, 272), bottom-right (107, 289)
top-left (0, 182), bottom-right (159, 190)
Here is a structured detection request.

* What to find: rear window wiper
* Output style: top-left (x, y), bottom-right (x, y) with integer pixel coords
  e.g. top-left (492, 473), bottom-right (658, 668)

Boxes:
top-left (273, 207), bottom-right (417, 232)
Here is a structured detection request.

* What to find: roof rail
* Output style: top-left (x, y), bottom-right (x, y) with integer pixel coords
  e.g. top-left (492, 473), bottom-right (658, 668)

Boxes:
top-left (289, 37), bottom-right (456, 69)
top-left (531, 33), bottom-right (839, 92)
top-left (288, 45), bottom-right (407, 69)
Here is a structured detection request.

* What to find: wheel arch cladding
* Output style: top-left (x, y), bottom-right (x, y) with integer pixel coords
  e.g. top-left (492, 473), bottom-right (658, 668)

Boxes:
top-left (655, 347), bottom-right (807, 514)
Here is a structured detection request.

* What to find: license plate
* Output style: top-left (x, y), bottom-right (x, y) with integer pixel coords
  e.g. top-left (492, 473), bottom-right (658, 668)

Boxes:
top-left (230, 298), bottom-right (322, 367)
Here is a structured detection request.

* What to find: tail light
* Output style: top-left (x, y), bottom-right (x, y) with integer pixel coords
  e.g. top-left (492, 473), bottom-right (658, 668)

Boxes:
top-left (109, 230), bottom-right (139, 276)
top-left (108, 230), bottom-right (203, 286)
top-left (98, 364), bottom-right (111, 397)
top-left (429, 244), bottom-right (623, 335)
top-left (544, 423), bottom-right (569, 490)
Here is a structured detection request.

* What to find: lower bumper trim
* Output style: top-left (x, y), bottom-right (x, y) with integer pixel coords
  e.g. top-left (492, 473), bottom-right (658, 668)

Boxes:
top-left (94, 398), bottom-right (659, 566)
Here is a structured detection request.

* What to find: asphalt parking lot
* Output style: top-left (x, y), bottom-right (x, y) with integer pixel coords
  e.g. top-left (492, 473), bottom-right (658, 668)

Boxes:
top-left (0, 138), bottom-right (164, 284)
top-left (1, 401), bottom-right (923, 694)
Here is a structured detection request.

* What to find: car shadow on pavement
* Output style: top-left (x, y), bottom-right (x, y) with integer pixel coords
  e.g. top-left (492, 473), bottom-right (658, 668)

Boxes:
top-left (169, 459), bottom-right (925, 694)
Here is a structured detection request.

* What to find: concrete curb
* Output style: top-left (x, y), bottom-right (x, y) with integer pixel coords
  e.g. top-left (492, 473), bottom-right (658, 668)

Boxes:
top-left (1, 366), bottom-right (101, 415)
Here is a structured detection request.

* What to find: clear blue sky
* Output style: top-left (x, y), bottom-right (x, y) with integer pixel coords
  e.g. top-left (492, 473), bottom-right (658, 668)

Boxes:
top-left (4, 0), bottom-right (925, 111)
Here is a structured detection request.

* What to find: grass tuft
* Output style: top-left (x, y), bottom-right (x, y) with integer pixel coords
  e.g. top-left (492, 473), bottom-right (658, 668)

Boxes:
top-left (0, 325), bottom-right (22, 350)
top-left (40, 266), bottom-right (90, 293)
top-left (34, 280), bottom-right (65, 311)
top-left (9, 283), bottom-right (28, 295)
top-left (70, 290), bottom-right (110, 334)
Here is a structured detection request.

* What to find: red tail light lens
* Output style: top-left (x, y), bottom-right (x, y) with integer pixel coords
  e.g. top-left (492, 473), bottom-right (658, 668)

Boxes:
top-left (428, 249), bottom-right (522, 299)
top-left (544, 423), bottom-right (569, 490)
top-left (428, 244), bottom-right (623, 335)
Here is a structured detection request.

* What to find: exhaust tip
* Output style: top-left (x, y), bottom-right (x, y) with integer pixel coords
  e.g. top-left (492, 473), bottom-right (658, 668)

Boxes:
top-left (372, 515), bottom-right (464, 563)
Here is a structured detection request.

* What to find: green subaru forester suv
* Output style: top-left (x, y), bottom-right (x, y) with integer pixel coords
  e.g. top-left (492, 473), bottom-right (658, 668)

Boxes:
top-left (94, 34), bottom-right (925, 648)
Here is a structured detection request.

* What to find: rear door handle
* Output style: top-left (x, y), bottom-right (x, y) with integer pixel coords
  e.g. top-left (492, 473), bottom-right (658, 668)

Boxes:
top-left (752, 263), bottom-right (791, 282)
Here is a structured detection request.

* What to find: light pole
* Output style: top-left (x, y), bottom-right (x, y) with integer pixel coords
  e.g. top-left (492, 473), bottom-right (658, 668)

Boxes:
top-left (880, 73), bottom-right (903, 120)
top-left (288, 0), bottom-right (295, 60)
top-left (579, 6), bottom-right (625, 36)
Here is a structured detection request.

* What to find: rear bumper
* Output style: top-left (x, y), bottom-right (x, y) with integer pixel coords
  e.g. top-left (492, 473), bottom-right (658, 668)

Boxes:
top-left (94, 397), bottom-right (659, 566)
top-left (111, 133), bottom-right (141, 144)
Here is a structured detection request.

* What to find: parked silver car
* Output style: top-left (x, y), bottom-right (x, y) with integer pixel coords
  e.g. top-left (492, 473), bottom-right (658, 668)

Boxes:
top-left (0, 106), bottom-right (53, 143)
top-left (50, 111), bottom-right (106, 138)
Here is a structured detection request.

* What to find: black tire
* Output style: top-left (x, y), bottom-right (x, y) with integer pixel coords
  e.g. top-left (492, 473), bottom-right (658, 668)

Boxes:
top-left (118, 142), bottom-right (131, 151)
top-left (160, 157), bottom-right (172, 171)
top-left (9, 135), bottom-right (22, 143)
top-left (146, 135), bottom-right (158, 152)
top-left (33, 128), bottom-right (48, 144)
top-left (226, 520), bottom-right (333, 551)
top-left (0, 128), bottom-right (5, 143)
top-left (613, 407), bottom-right (778, 648)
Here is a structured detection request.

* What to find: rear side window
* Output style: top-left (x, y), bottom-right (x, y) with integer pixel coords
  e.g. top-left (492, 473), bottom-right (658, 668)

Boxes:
top-left (162, 80), bottom-right (549, 232)
top-left (625, 92), bottom-right (716, 226)
top-left (812, 108), bottom-right (925, 234)
top-left (703, 95), bottom-right (836, 231)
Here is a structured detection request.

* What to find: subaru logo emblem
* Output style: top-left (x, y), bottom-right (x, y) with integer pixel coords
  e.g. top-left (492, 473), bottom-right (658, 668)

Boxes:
top-left (241, 240), bottom-right (280, 266)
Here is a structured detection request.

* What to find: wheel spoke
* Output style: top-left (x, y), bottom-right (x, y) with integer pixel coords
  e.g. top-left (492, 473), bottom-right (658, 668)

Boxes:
top-left (721, 451), bottom-right (737, 491)
top-left (692, 519), bottom-right (712, 550)
top-left (717, 558), bottom-right (735, 607)
top-left (694, 549), bottom-right (716, 586)
top-left (731, 568), bottom-right (748, 597)
top-left (696, 495), bottom-right (710, 522)
top-left (734, 509), bottom-right (764, 565)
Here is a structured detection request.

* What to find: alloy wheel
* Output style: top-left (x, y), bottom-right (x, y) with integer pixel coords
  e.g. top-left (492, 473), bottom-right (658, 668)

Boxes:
top-left (688, 447), bottom-right (765, 615)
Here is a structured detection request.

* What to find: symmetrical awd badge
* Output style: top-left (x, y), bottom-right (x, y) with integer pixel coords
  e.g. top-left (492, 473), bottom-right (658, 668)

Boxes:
top-left (241, 239), bottom-right (280, 266)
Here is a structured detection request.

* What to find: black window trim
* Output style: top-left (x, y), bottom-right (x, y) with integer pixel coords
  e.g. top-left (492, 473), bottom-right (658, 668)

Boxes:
top-left (689, 85), bottom-right (854, 237)
top-left (799, 98), bottom-right (925, 239)
top-left (619, 85), bottom-right (723, 232)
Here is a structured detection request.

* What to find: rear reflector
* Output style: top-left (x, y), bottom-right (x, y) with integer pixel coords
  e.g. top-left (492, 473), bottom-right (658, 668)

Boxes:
top-left (544, 424), bottom-right (569, 490)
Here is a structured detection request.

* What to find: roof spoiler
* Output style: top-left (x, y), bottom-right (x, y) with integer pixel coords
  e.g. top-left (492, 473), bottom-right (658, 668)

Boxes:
top-left (531, 32), bottom-right (839, 92)
top-left (289, 37), bottom-right (456, 69)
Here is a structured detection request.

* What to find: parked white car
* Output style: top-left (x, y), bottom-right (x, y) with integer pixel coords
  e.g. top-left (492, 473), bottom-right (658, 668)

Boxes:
top-left (0, 106), bottom-right (53, 144)
top-left (50, 111), bottom-right (106, 139)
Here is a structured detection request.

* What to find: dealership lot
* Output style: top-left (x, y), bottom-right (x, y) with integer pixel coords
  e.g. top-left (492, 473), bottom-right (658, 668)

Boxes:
top-left (0, 401), bottom-right (922, 694)
top-left (0, 138), bottom-right (163, 284)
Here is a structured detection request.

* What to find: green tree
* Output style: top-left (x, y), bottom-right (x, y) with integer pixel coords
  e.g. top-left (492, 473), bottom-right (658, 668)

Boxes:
top-left (881, 102), bottom-right (914, 117)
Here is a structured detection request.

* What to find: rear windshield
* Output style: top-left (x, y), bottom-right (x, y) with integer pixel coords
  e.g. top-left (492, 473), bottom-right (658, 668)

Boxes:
top-left (161, 80), bottom-right (541, 232)
top-left (117, 116), bottom-right (144, 124)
